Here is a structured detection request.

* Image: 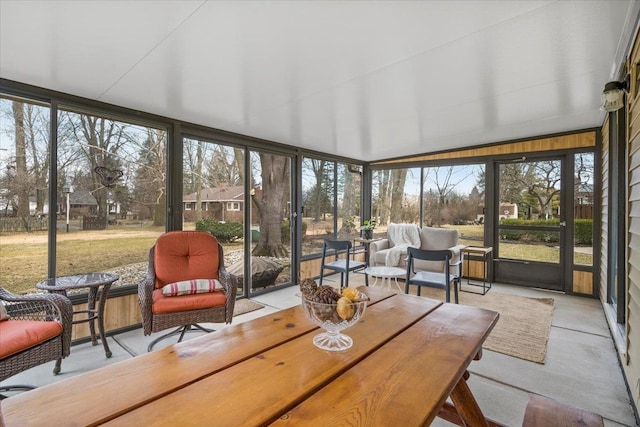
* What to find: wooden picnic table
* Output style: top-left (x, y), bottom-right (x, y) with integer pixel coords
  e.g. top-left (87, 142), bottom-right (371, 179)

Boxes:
top-left (0, 286), bottom-right (499, 426)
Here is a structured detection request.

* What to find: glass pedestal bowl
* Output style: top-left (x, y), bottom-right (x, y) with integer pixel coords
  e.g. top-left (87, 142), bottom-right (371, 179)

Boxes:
top-left (301, 293), bottom-right (367, 351)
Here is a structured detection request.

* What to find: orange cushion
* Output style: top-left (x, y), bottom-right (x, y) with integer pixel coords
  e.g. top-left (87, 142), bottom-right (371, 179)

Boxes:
top-left (152, 289), bottom-right (227, 314)
top-left (153, 231), bottom-right (220, 289)
top-left (0, 320), bottom-right (63, 359)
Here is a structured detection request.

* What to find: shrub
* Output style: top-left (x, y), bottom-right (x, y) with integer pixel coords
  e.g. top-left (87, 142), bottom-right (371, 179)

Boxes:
top-left (281, 219), bottom-right (307, 243)
top-left (574, 219), bottom-right (593, 245)
top-left (196, 219), bottom-right (243, 243)
top-left (499, 218), bottom-right (560, 243)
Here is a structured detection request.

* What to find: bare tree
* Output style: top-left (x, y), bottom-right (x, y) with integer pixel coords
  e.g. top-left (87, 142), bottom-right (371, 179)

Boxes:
top-left (12, 102), bottom-right (30, 228)
top-left (373, 169), bottom-right (390, 225)
top-left (424, 166), bottom-right (473, 226)
top-left (499, 161), bottom-right (561, 219)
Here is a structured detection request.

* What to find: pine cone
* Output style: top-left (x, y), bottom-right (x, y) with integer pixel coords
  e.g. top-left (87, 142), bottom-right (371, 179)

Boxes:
top-left (299, 278), bottom-right (318, 299)
top-left (308, 285), bottom-right (341, 322)
top-left (313, 285), bottom-right (341, 304)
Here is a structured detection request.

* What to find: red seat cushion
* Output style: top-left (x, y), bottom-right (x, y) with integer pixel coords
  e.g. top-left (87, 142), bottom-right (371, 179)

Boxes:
top-left (152, 289), bottom-right (227, 314)
top-left (0, 320), bottom-right (63, 359)
top-left (153, 231), bottom-right (220, 289)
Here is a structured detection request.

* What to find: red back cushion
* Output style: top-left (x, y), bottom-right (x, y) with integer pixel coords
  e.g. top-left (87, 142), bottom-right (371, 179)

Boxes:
top-left (153, 231), bottom-right (220, 289)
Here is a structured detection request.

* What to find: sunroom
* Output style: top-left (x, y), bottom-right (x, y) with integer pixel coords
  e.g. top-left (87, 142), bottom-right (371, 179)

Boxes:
top-left (0, 1), bottom-right (639, 426)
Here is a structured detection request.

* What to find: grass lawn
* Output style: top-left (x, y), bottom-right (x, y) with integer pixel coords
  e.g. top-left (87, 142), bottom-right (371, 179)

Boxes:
top-left (0, 223), bottom-right (593, 295)
top-left (1, 228), bottom-right (162, 294)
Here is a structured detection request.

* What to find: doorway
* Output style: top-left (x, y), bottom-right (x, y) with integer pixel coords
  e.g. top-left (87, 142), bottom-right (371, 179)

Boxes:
top-left (493, 157), bottom-right (566, 291)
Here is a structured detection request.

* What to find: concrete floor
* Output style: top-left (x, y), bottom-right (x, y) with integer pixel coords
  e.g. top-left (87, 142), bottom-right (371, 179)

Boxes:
top-left (2, 277), bottom-right (638, 426)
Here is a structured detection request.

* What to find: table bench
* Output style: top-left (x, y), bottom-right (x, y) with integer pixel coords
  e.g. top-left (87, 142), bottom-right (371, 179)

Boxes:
top-left (440, 393), bottom-right (605, 427)
top-left (522, 394), bottom-right (604, 427)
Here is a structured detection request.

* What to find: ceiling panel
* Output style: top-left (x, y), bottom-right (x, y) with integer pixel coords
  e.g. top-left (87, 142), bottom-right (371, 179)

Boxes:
top-left (1, 1), bottom-right (637, 161)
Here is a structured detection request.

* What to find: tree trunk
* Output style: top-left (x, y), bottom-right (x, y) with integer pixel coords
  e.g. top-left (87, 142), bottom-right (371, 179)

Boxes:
top-left (195, 141), bottom-right (203, 221)
top-left (13, 102), bottom-right (30, 231)
top-left (153, 192), bottom-right (166, 227)
top-left (252, 154), bottom-right (289, 257)
top-left (390, 169), bottom-right (407, 223)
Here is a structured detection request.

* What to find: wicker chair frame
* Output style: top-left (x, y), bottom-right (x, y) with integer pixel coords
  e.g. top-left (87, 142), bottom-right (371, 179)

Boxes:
top-left (138, 238), bottom-right (238, 348)
top-left (0, 287), bottom-right (73, 387)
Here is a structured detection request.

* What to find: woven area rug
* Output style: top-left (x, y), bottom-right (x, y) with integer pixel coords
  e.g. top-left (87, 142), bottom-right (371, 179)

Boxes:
top-left (233, 298), bottom-right (265, 316)
top-left (407, 287), bottom-right (554, 364)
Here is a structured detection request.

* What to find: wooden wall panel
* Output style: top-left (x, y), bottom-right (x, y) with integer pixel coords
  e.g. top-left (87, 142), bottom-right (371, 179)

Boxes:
top-left (373, 131), bottom-right (596, 165)
top-left (300, 257), bottom-right (322, 281)
top-left (573, 270), bottom-right (594, 295)
top-left (464, 259), bottom-right (487, 281)
top-left (300, 251), bottom-right (365, 282)
top-left (70, 294), bottom-right (141, 341)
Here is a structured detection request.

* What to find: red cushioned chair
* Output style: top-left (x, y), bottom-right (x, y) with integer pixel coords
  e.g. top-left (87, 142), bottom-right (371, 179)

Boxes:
top-left (138, 231), bottom-right (239, 351)
top-left (0, 287), bottom-right (72, 398)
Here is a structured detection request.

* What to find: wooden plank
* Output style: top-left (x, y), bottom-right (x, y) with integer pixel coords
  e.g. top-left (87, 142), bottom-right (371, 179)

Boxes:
top-left (373, 131), bottom-right (595, 165)
top-left (1, 286), bottom-right (397, 427)
top-left (450, 376), bottom-right (490, 427)
top-left (101, 294), bottom-right (443, 426)
top-left (271, 304), bottom-right (498, 427)
top-left (300, 257), bottom-right (322, 280)
top-left (438, 402), bottom-right (507, 427)
top-left (572, 270), bottom-right (593, 295)
top-left (71, 293), bottom-right (141, 340)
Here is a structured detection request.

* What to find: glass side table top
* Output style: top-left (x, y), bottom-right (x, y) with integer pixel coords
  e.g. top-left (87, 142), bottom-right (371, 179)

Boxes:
top-left (36, 273), bottom-right (119, 291)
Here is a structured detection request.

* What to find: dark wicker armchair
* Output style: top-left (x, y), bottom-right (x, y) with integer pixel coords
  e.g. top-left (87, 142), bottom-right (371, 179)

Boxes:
top-left (138, 231), bottom-right (238, 351)
top-left (0, 287), bottom-right (73, 395)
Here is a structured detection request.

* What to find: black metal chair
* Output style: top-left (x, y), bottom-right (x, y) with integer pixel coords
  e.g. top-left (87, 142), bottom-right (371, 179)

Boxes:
top-left (404, 247), bottom-right (461, 303)
top-left (319, 240), bottom-right (368, 289)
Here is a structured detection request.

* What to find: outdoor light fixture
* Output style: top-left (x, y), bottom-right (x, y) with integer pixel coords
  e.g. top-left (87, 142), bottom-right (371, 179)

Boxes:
top-left (601, 75), bottom-right (630, 112)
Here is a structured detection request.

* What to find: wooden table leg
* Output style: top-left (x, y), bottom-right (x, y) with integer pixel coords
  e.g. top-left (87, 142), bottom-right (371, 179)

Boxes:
top-left (449, 376), bottom-right (490, 427)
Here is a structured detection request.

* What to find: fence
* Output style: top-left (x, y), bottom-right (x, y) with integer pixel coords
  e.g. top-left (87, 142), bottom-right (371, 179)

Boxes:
top-left (0, 217), bottom-right (48, 232)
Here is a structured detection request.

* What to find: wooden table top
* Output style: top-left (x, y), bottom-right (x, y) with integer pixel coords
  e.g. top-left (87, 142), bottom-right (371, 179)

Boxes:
top-left (0, 287), bottom-right (498, 427)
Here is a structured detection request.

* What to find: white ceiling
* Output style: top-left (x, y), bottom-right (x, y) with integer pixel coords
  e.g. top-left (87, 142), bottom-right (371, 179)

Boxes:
top-left (1, 1), bottom-right (638, 161)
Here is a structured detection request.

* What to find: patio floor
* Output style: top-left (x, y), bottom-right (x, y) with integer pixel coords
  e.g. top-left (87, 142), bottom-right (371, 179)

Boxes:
top-left (2, 277), bottom-right (637, 426)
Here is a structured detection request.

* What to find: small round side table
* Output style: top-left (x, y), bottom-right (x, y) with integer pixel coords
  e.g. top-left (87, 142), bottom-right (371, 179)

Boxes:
top-left (36, 273), bottom-right (119, 358)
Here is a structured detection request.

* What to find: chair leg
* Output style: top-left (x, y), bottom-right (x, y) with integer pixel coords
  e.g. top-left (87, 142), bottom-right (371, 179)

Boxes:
top-left (454, 279), bottom-right (460, 304)
top-left (147, 324), bottom-right (214, 352)
top-left (364, 272), bottom-right (369, 286)
top-left (0, 384), bottom-right (36, 399)
top-left (53, 357), bottom-right (62, 375)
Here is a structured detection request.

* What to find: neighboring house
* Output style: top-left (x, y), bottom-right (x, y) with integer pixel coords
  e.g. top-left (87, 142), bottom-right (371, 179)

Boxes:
top-left (575, 183), bottom-right (594, 219)
top-left (0, 190), bottom-right (50, 217)
top-left (67, 189), bottom-right (98, 218)
top-left (0, 188), bottom-right (13, 216)
top-left (183, 184), bottom-right (262, 223)
top-left (476, 203), bottom-right (518, 223)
